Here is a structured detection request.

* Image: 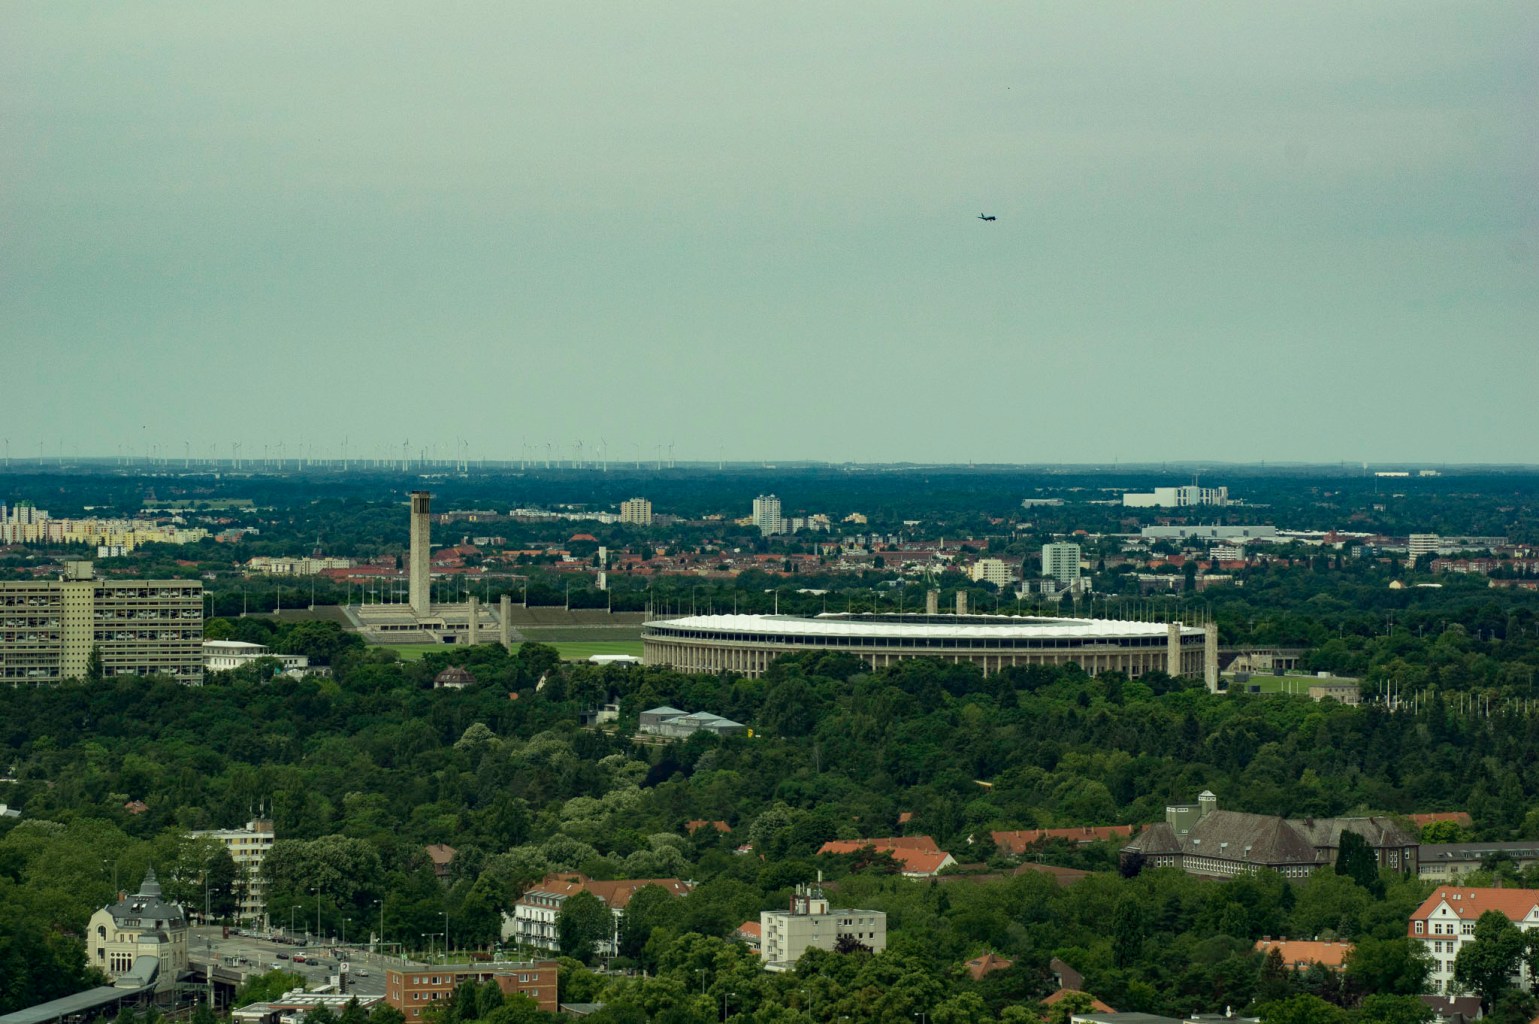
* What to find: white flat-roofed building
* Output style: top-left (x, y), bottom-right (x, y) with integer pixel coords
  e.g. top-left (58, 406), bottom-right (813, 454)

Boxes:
top-left (1123, 485), bottom-right (1228, 508)
top-left (619, 498), bottom-right (653, 526)
top-left (969, 558), bottom-right (1017, 588)
top-left (1042, 543), bottom-right (1082, 584)
top-left (202, 640), bottom-right (309, 675)
top-left (643, 612), bottom-right (1213, 680)
top-left (1142, 525), bottom-right (1276, 542)
top-left (752, 495), bottom-right (784, 536)
top-left (189, 818), bottom-right (276, 926)
top-left (761, 884), bottom-right (886, 971)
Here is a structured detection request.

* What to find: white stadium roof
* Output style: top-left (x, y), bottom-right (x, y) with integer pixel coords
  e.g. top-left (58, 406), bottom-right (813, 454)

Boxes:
top-left (644, 613), bottom-right (1199, 640)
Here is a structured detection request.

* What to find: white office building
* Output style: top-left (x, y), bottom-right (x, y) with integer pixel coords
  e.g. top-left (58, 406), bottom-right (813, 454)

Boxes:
top-left (203, 640), bottom-right (311, 677)
top-left (1041, 543), bottom-right (1082, 585)
top-left (752, 495), bottom-right (785, 537)
top-left (1123, 485), bottom-right (1229, 509)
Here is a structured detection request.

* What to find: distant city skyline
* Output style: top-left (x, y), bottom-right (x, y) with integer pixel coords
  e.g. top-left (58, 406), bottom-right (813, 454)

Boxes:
top-left (5, 4), bottom-right (1535, 463)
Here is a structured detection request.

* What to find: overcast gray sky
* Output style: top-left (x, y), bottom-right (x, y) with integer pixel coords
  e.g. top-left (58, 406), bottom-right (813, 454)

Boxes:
top-left (4, 3), bottom-right (1535, 465)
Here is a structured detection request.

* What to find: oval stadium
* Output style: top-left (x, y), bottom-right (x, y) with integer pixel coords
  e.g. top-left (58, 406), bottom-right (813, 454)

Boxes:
top-left (642, 613), bottom-right (1217, 686)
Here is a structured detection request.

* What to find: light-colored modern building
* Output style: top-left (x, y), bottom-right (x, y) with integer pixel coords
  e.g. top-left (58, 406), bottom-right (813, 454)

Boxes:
top-left (619, 498), bottom-right (653, 526)
top-left (1418, 843), bottom-right (1539, 883)
top-left (1123, 485), bottom-right (1229, 508)
top-left (643, 613), bottom-right (1215, 682)
top-left (86, 868), bottom-right (189, 991)
top-left (1042, 543), bottom-right (1082, 585)
top-left (969, 558), bottom-right (1017, 588)
top-left (202, 640), bottom-right (310, 677)
top-left (752, 495), bottom-right (785, 537)
top-left (189, 819), bottom-right (276, 926)
top-left (1141, 525), bottom-right (1276, 542)
top-left (760, 883), bottom-right (886, 970)
top-left (0, 561), bottom-right (203, 685)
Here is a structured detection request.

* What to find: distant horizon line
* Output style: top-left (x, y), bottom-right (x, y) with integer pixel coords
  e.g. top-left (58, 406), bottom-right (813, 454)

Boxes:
top-left (1, 456), bottom-right (1536, 474)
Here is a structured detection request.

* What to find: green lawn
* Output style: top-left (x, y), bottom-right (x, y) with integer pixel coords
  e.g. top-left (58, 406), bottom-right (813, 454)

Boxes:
top-left (373, 640), bottom-right (643, 662)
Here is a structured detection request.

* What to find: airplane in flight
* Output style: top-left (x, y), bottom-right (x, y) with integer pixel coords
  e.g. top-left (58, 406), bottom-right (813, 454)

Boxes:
top-left (978, 213), bottom-right (997, 222)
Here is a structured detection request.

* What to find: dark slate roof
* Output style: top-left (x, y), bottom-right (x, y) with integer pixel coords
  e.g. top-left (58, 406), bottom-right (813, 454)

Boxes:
top-left (1186, 811), bottom-right (1320, 866)
top-left (1288, 815), bottom-right (1417, 849)
top-left (1123, 822), bottom-right (1181, 857)
top-left (1422, 842), bottom-right (1539, 863)
top-left (105, 868), bottom-right (185, 927)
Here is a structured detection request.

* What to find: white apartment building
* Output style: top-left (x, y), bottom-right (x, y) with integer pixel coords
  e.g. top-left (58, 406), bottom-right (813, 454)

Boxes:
top-left (752, 495), bottom-right (785, 537)
top-left (760, 884), bottom-right (886, 971)
top-left (1041, 543), bottom-right (1082, 585)
top-left (243, 556), bottom-right (353, 576)
top-left (190, 818), bottom-right (276, 926)
top-left (619, 498), bottom-right (654, 526)
top-left (0, 561), bottom-right (203, 685)
top-left (1123, 485), bottom-right (1229, 508)
top-left (1410, 887), bottom-right (1539, 994)
top-left (969, 558), bottom-right (1017, 588)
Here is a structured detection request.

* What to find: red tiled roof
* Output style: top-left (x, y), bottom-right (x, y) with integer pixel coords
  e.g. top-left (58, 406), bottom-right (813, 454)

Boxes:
top-left (1410, 887), bottom-right (1539, 930)
top-left (1255, 939), bottom-right (1354, 969)
top-left (965, 952), bottom-right (1013, 981)
top-left (819, 836), bottom-right (940, 855)
top-left (519, 872), bottom-right (692, 910)
top-left (685, 819), bottom-right (731, 834)
top-left (1409, 812), bottom-right (1473, 828)
top-left (891, 849), bottom-right (956, 876)
top-left (1041, 989), bottom-right (1115, 1013)
top-left (992, 826), bottom-right (1134, 854)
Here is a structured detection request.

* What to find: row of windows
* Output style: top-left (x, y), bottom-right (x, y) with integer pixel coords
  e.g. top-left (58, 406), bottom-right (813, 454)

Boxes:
top-left (644, 628), bottom-right (1191, 651)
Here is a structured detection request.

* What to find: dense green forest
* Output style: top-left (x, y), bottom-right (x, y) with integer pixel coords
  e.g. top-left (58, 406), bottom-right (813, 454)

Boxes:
top-left (7, 628), bottom-right (1539, 1021)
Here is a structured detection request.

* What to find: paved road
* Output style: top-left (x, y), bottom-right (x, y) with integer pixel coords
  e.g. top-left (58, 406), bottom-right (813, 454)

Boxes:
top-left (191, 927), bottom-right (394, 998)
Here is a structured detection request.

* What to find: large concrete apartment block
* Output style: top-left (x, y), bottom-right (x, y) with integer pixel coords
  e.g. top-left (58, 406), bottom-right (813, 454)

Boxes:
top-left (1, 562), bottom-right (203, 685)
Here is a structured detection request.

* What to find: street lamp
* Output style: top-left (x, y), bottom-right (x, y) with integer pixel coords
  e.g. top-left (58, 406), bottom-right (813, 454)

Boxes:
top-left (376, 899), bottom-right (385, 953)
top-left (443, 911), bottom-right (449, 962)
